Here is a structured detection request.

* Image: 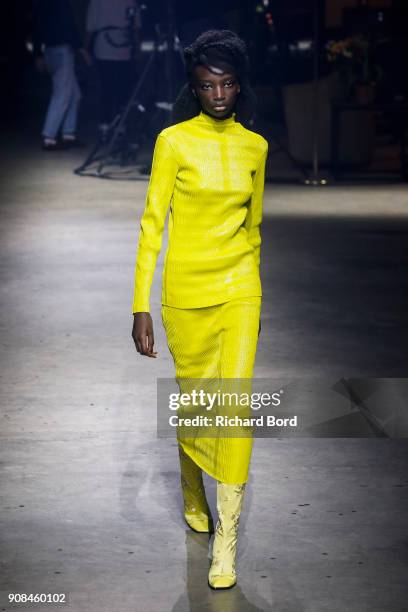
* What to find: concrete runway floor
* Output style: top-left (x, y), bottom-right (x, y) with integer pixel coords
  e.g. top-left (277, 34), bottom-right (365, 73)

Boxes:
top-left (0, 143), bottom-right (408, 612)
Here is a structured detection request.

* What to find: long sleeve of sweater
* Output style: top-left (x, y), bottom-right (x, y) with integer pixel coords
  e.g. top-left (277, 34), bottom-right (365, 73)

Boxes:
top-left (132, 134), bottom-right (179, 313)
top-left (244, 145), bottom-right (268, 270)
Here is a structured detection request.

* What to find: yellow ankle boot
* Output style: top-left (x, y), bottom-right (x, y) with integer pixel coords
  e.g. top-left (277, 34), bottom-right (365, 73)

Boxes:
top-left (208, 481), bottom-right (246, 589)
top-left (179, 444), bottom-right (214, 533)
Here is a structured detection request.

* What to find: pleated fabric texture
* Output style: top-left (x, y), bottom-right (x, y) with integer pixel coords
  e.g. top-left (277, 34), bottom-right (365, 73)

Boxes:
top-left (162, 296), bottom-right (261, 485)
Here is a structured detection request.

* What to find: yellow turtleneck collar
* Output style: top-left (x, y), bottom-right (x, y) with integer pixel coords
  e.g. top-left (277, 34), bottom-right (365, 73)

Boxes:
top-left (195, 109), bottom-right (237, 127)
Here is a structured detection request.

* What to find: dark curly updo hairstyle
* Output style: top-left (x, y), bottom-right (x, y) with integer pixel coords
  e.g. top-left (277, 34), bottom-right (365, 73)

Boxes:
top-left (171, 29), bottom-right (257, 127)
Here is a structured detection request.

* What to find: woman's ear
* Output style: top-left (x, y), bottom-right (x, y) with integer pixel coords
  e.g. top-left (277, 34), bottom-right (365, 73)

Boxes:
top-left (191, 87), bottom-right (197, 98)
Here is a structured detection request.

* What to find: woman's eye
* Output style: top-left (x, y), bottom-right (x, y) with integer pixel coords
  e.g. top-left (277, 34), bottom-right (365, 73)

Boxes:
top-left (200, 81), bottom-right (235, 90)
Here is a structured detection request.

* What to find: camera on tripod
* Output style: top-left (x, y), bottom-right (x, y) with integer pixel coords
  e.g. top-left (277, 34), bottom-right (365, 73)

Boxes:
top-left (75, 0), bottom-right (186, 178)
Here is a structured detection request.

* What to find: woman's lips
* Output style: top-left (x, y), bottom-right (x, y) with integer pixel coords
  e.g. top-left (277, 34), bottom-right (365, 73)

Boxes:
top-left (213, 105), bottom-right (227, 111)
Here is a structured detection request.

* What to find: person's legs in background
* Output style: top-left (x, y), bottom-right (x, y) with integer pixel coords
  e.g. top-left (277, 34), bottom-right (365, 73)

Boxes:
top-left (96, 59), bottom-right (116, 131)
top-left (113, 60), bottom-right (134, 116)
top-left (60, 69), bottom-right (82, 145)
top-left (95, 59), bottom-right (135, 140)
top-left (42, 45), bottom-right (81, 149)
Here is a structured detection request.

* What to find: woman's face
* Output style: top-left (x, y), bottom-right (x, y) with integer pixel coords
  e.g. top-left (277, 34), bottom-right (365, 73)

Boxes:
top-left (191, 65), bottom-right (240, 119)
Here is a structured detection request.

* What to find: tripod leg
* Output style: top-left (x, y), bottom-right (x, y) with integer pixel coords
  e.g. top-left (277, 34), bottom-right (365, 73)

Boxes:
top-left (74, 137), bottom-right (105, 175)
top-left (97, 50), bottom-right (158, 175)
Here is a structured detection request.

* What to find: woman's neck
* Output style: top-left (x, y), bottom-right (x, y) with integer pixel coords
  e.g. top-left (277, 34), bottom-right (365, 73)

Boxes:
top-left (201, 108), bottom-right (235, 121)
top-left (198, 109), bottom-right (236, 125)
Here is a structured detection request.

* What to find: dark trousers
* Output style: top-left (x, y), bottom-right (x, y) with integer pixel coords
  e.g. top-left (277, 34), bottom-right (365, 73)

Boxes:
top-left (96, 59), bottom-right (134, 124)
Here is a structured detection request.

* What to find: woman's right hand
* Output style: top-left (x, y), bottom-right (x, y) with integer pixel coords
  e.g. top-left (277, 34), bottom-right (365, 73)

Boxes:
top-left (132, 312), bottom-right (157, 358)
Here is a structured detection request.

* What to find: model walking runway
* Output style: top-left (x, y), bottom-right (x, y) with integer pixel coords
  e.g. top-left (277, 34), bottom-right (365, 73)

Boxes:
top-left (132, 29), bottom-right (268, 589)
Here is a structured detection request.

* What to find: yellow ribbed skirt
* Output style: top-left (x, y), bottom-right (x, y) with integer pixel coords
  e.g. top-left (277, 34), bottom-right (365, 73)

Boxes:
top-left (161, 296), bottom-right (261, 484)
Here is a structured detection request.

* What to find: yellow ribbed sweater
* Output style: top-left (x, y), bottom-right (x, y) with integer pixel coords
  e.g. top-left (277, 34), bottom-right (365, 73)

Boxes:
top-left (132, 110), bottom-right (268, 312)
